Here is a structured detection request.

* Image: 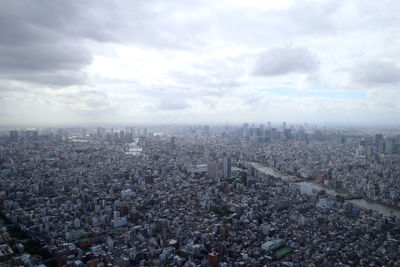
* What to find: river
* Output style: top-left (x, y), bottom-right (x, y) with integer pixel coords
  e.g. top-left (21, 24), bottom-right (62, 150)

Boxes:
top-left (125, 139), bottom-right (142, 155)
top-left (250, 162), bottom-right (400, 217)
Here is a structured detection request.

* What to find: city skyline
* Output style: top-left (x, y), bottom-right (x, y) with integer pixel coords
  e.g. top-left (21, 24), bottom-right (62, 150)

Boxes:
top-left (1, 2), bottom-right (400, 264)
top-left (1, 0), bottom-right (400, 126)
top-left (1, 122), bottom-right (400, 265)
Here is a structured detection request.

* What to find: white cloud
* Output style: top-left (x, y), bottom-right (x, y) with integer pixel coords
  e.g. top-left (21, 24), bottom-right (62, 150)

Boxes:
top-left (352, 60), bottom-right (400, 86)
top-left (253, 45), bottom-right (320, 76)
top-left (1, 0), bottom-right (400, 125)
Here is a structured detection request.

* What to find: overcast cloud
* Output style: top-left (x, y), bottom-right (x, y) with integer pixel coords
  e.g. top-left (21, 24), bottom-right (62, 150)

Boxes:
top-left (253, 45), bottom-right (320, 76)
top-left (352, 60), bottom-right (400, 86)
top-left (0, 0), bottom-right (400, 126)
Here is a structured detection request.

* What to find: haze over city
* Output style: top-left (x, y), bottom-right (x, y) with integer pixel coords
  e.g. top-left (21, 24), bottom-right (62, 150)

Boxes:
top-left (2, 1), bottom-right (400, 266)
top-left (1, 0), bottom-right (400, 126)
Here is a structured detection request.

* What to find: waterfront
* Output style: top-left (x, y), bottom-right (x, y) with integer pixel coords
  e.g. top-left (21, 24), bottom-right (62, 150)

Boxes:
top-left (250, 162), bottom-right (296, 182)
top-left (251, 162), bottom-right (400, 217)
top-left (348, 199), bottom-right (400, 217)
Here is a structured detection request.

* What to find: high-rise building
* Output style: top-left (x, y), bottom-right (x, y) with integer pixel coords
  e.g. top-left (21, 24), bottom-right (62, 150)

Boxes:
top-left (375, 134), bottom-right (383, 146)
top-left (264, 129), bottom-right (271, 142)
top-left (284, 129), bottom-right (292, 140)
top-left (242, 123), bottom-right (249, 138)
top-left (208, 252), bottom-right (220, 267)
top-left (10, 130), bottom-right (18, 142)
top-left (385, 139), bottom-right (393, 154)
top-left (57, 128), bottom-right (64, 142)
top-left (31, 131), bottom-right (38, 141)
top-left (300, 182), bottom-right (313, 195)
top-left (223, 153), bottom-right (231, 179)
top-left (170, 137), bottom-right (176, 150)
top-left (202, 125), bottom-right (210, 136)
top-left (207, 162), bottom-right (218, 181)
top-left (271, 128), bottom-right (278, 141)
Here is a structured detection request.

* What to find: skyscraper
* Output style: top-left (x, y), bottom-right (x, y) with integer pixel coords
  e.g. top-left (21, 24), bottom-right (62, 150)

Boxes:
top-left (170, 137), bottom-right (176, 150)
top-left (223, 153), bottom-right (231, 179)
top-left (202, 125), bottom-right (210, 136)
top-left (207, 162), bottom-right (218, 181)
top-left (10, 130), bottom-right (18, 142)
top-left (81, 128), bottom-right (86, 138)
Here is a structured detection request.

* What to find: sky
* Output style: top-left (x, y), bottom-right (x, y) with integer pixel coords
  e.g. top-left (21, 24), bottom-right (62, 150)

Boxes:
top-left (0, 0), bottom-right (400, 126)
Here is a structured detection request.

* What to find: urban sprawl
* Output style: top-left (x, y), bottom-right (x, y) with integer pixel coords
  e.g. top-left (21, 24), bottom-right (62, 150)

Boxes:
top-left (0, 123), bottom-right (400, 266)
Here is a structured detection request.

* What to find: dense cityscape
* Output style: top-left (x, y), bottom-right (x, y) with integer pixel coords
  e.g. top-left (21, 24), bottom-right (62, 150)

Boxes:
top-left (0, 123), bottom-right (399, 266)
top-left (2, 0), bottom-right (400, 266)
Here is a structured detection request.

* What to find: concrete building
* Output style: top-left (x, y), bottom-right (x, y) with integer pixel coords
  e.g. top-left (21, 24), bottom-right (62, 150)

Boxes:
top-left (223, 153), bottom-right (231, 179)
top-left (300, 182), bottom-right (313, 196)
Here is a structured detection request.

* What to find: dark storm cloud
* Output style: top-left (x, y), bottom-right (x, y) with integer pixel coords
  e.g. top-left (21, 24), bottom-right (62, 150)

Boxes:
top-left (9, 72), bottom-right (89, 88)
top-left (0, 0), bottom-right (121, 44)
top-left (352, 60), bottom-right (400, 86)
top-left (253, 45), bottom-right (320, 76)
top-left (0, 0), bottom-right (207, 87)
top-left (0, 43), bottom-right (91, 72)
top-left (0, 0), bottom-right (338, 88)
top-left (0, 1), bottom-right (101, 86)
top-left (0, 41), bottom-right (91, 86)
